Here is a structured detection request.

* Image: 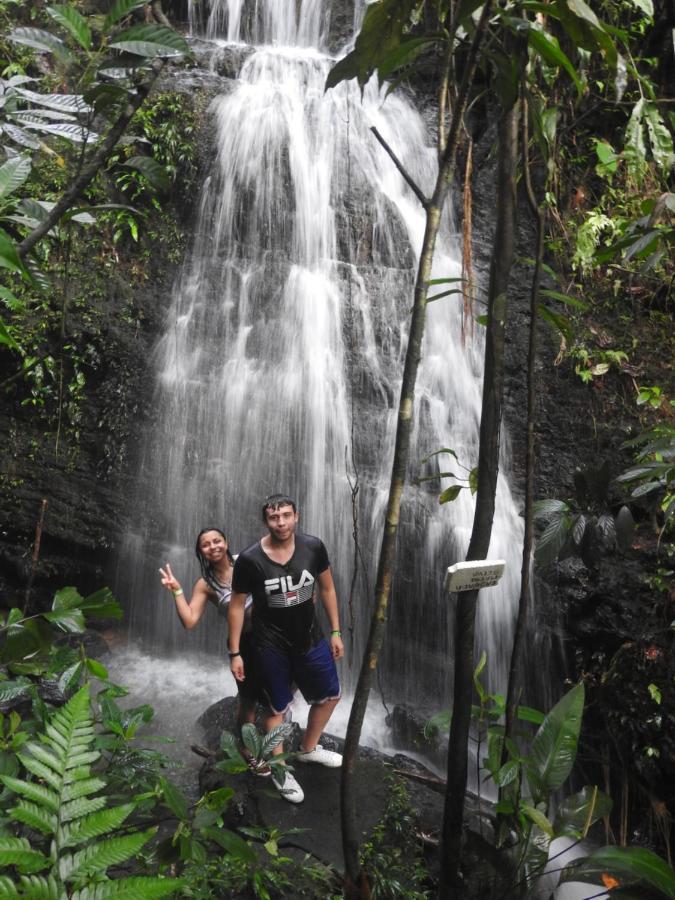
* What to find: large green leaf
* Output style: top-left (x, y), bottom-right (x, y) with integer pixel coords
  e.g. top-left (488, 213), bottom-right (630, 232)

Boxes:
top-left (555, 0), bottom-right (617, 69)
top-left (18, 120), bottom-right (98, 144)
top-left (540, 288), bottom-right (588, 310)
top-left (624, 98), bottom-right (648, 177)
top-left (560, 846), bottom-right (675, 898)
top-left (0, 229), bottom-right (26, 275)
top-left (325, 0), bottom-right (418, 91)
top-left (13, 87), bottom-right (90, 115)
top-left (527, 26), bottom-right (582, 96)
top-left (538, 304), bottom-right (572, 343)
top-left (103, 0), bottom-right (149, 30)
top-left (375, 35), bottom-right (439, 83)
top-left (123, 156), bottom-right (170, 192)
top-left (42, 609), bottom-right (86, 634)
top-left (52, 586), bottom-right (84, 611)
top-left (109, 24), bottom-right (189, 58)
top-left (528, 683), bottom-right (584, 799)
top-left (553, 785), bottom-right (612, 838)
top-left (534, 512), bottom-right (572, 565)
top-left (533, 498), bottom-right (570, 519)
top-left (8, 27), bottom-right (73, 63)
top-left (159, 777), bottom-right (188, 821)
top-left (0, 155), bottom-right (31, 200)
top-left (202, 827), bottom-right (257, 865)
top-left (0, 319), bottom-right (20, 351)
top-left (47, 4), bottom-right (92, 50)
top-left (643, 102), bottom-right (675, 170)
top-left (2, 122), bottom-right (42, 150)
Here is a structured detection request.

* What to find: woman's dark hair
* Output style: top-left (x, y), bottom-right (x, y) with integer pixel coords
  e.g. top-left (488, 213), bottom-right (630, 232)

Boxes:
top-left (195, 527), bottom-right (234, 591)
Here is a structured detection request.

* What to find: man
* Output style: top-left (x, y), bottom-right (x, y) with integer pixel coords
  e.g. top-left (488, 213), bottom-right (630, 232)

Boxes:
top-left (228, 493), bottom-right (344, 803)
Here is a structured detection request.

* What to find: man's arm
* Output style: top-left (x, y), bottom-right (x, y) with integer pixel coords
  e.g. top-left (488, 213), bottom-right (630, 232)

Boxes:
top-left (227, 591), bottom-right (247, 680)
top-left (317, 567), bottom-right (344, 660)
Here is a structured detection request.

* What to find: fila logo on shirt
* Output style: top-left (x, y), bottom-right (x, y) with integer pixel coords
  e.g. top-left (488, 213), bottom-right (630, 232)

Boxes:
top-left (264, 570), bottom-right (315, 608)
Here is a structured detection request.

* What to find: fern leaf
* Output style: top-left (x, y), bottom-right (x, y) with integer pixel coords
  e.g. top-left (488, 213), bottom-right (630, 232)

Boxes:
top-left (44, 723), bottom-right (69, 752)
top-left (70, 875), bottom-right (184, 898)
top-left (10, 799), bottom-right (57, 835)
top-left (60, 828), bottom-right (156, 881)
top-left (17, 872), bottom-right (62, 898)
top-left (60, 803), bottom-right (135, 848)
top-left (62, 777), bottom-right (106, 802)
top-left (0, 837), bottom-right (49, 874)
top-left (0, 876), bottom-right (16, 897)
top-left (16, 752), bottom-right (63, 792)
top-left (60, 796), bottom-right (107, 823)
top-left (66, 751), bottom-right (100, 769)
top-left (65, 766), bottom-right (98, 784)
top-left (23, 742), bottom-right (65, 778)
top-left (0, 775), bottom-right (59, 813)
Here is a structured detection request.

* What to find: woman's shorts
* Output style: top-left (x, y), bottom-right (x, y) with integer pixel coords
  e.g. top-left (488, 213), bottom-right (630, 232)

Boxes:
top-left (256, 638), bottom-right (340, 715)
top-left (236, 632), bottom-right (266, 705)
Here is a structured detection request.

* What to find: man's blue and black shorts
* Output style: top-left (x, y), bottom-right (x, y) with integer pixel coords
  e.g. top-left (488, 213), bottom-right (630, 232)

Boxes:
top-left (255, 637), bottom-right (340, 715)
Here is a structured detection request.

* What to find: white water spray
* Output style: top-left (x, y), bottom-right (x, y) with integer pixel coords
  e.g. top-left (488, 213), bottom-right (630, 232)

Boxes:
top-left (121, 0), bottom-right (525, 735)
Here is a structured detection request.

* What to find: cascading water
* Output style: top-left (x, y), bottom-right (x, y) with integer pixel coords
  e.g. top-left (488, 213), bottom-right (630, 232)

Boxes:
top-left (119, 0), bottom-right (528, 731)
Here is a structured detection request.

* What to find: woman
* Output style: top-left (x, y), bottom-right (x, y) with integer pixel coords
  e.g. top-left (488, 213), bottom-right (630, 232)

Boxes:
top-left (159, 527), bottom-right (268, 773)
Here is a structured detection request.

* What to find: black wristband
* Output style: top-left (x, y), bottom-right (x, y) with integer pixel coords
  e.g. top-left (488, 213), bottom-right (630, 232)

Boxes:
top-left (228, 651), bottom-right (241, 658)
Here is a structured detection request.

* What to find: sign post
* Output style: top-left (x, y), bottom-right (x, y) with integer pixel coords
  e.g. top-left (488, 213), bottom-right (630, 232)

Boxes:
top-left (443, 559), bottom-right (506, 594)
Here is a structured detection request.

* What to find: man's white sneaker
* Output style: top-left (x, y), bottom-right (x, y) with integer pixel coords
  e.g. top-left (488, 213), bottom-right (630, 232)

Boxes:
top-left (298, 744), bottom-right (342, 768)
top-left (271, 768), bottom-right (304, 803)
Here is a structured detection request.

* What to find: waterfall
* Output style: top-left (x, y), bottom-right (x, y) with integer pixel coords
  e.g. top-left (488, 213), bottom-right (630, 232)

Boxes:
top-left (119, 0), bottom-right (526, 722)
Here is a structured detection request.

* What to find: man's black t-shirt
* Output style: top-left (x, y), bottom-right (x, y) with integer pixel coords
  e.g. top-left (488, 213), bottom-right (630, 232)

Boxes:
top-left (232, 533), bottom-right (330, 653)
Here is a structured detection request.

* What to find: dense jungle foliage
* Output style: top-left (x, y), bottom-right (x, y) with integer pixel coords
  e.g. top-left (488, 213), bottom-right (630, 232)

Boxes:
top-left (0, 0), bottom-right (673, 897)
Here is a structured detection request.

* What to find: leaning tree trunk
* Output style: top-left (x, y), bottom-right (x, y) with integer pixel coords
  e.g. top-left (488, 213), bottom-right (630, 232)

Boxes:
top-left (502, 94), bottom-right (545, 763)
top-left (440, 96), bottom-right (520, 896)
top-left (340, 5), bottom-right (495, 894)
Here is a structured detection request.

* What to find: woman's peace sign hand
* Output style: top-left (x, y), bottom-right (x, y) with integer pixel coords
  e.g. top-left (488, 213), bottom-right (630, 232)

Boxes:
top-left (159, 563), bottom-right (181, 594)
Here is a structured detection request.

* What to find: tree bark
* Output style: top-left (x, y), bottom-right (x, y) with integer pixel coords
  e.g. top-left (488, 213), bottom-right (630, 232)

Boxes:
top-left (440, 96), bottom-right (520, 896)
top-left (502, 95), bottom-right (544, 761)
top-left (340, 4), bottom-right (495, 893)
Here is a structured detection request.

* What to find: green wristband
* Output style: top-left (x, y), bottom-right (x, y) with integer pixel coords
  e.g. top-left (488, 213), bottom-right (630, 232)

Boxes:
top-left (331, 630), bottom-right (342, 637)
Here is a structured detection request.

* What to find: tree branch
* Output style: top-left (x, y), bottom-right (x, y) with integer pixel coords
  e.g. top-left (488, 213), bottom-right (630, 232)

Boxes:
top-left (370, 126), bottom-right (428, 208)
top-left (17, 59), bottom-right (165, 260)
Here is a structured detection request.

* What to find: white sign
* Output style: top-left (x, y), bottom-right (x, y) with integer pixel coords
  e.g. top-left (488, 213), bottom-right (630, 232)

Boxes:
top-left (444, 560), bottom-right (506, 593)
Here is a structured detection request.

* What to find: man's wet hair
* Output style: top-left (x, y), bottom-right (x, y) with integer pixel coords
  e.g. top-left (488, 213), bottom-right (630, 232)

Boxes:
top-left (262, 493), bottom-right (297, 521)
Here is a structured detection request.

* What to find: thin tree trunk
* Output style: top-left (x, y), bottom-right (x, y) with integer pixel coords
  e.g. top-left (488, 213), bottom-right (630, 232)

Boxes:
top-left (440, 96), bottom-right (520, 896)
top-left (340, 4), bottom-right (495, 893)
top-left (18, 59), bottom-right (165, 261)
top-left (23, 499), bottom-right (48, 616)
top-left (502, 95), bottom-right (544, 759)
